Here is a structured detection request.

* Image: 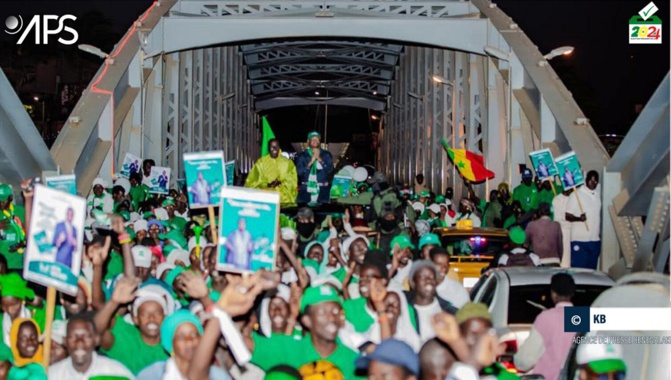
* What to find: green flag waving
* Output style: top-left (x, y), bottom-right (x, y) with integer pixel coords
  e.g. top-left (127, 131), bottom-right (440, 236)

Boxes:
top-left (261, 116), bottom-right (276, 156)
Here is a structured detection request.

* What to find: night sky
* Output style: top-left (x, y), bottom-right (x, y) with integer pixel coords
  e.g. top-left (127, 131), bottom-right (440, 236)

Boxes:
top-left (2, 0), bottom-right (669, 144)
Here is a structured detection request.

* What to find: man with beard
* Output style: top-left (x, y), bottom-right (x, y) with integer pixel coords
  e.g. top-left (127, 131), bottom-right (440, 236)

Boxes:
top-left (246, 139), bottom-right (298, 207)
top-left (251, 285), bottom-right (362, 379)
top-left (95, 277), bottom-right (170, 374)
top-left (296, 132), bottom-right (334, 205)
top-left (48, 313), bottom-right (133, 379)
top-left (512, 169), bottom-right (537, 213)
top-left (404, 261), bottom-right (457, 343)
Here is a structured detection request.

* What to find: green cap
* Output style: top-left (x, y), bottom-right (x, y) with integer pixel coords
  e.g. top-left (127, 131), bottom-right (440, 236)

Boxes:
top-left (143, 211), bottom-right (156, 220)
top-left (119, 211), bottom-right (131, 221)
top-left (390, 234), bottom-right (415, 254)
top-left (419, 190), bottom-right (430, 198)
top-left (455, 302), bottom-right (492, 325)
top-left (0, 273), bottom-right (35, 300)
top-left (300, 285), bottom-right (342, 314)
top-left (162, 198), bottom-right (176, 207)
top-left (509, 227), bottom-right (526, 245)
top-left (307, 131), bottom-right (321, 140)
top-left (419, 233), bottom-right (441, 249)
top-left (435, 195), bottom-right (446, 204)
top-left (0, 184), bottom-right (12, 202)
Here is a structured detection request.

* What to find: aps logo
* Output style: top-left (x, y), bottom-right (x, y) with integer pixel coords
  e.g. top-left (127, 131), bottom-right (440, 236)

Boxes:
top-left (4, 15), bottom-right (78, 45)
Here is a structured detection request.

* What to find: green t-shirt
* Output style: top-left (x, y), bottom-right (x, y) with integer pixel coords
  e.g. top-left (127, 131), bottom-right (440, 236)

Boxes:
top-left (129, 185), bottom-right (151, 210)
top-left (342, 297), bottom-right (375, 333)
top-left (104, 250), bottom-right (125, 282)
top-left (166, 217), bottom-right (187, 233)
top-left (251, 333), bottom-right (363, 379)
top-left (0, 204), bottom-right (26, 269)
top-left (512, 183), bottom-right (538, 212)
top-left (101, 315), bottom-right (169, 374)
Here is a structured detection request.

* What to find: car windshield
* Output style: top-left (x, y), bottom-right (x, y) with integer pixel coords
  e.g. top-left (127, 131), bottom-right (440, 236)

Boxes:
top-left (441, 235), bottom-right (508, 258)
top-left (508, 284), bottom-right (611, 324)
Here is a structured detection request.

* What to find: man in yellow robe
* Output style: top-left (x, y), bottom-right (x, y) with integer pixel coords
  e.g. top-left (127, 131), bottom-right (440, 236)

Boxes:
top-left (245, 139), bottom-right (298, 207)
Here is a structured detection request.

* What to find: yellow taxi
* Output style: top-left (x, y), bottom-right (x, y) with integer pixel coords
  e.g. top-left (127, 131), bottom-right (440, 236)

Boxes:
top-left (433, 222), bottom-right (510, 289)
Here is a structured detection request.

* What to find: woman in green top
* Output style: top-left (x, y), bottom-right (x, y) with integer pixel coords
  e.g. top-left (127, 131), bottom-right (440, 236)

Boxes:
top-left (0, 274), bottom-right (35, 347)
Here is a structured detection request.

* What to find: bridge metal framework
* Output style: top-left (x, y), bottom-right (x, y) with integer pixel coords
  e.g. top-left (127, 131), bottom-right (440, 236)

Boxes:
top-left (6, 0), bottom-right (656, 274)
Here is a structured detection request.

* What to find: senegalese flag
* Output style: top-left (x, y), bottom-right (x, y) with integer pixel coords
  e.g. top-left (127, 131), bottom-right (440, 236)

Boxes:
top-left (261, 116), bottom-right (276, 156)
top-left (441, 138), bottom-right (495, 182)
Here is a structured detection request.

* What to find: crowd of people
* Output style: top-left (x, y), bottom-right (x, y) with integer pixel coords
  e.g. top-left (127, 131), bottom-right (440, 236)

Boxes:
top-left (0, 131), bottom-right (626, 380)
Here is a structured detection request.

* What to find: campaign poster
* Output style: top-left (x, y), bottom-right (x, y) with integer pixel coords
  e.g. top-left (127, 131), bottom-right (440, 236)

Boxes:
top-left (528, 149), bottom-right (558, 181)
top-left (225, 161), bottom-right (235, 186)
top-left (148, 166), bottom-right (171, 195)
top-left (120, 153), bottom-right (142, 179)
top-left (217, 187), bottom-right (279, 273)
top-left (330, 175), bottom-right (352, 199)
top-left (44, 174), bottom-right (77, 195)
top-left (23, 185), bottom-right (86, 296)
top-left (183, 151), bottom-right (226, 209)
top-left (555, 151), bottom-right (585, 190)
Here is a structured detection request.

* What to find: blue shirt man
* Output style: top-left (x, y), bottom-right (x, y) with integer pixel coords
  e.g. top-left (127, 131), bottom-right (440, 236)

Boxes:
top-left (224, 218), bottom-right (254, 270)
top-left (53, 207), bottom-right (77, 268)
top-left (189, 172), bottom-right (212, 206)
top-left (296, 131), bottom-right (333, 204)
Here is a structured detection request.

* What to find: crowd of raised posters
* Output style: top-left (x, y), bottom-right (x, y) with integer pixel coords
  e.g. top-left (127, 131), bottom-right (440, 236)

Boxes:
top-left (0, 134), bottom-right (619, 380)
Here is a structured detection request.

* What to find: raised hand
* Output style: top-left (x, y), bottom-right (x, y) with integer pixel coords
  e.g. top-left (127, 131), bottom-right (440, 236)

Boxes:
top-left (112, 276), bottom-right (140, 304)
top-left (217, 274), bottom-right (263, 317)
top-left (178, 270), bottom-right (210, 299)
top-left (110, 214), bottom-right (126, 235)
top-left (432, 312), bottom-right (461, 345)
top-left (89, 236), bottom-right (111, 267)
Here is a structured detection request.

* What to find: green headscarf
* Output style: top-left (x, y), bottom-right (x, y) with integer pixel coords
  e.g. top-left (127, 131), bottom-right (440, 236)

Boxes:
top-left (0, 273), bottom-right (35, 300)
top-left (160, 310), bottom-right (203, 355)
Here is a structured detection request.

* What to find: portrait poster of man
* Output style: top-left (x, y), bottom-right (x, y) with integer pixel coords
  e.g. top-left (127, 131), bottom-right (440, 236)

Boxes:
top-left (555, 151), bottom-right (585, 190)
top-left (528, 149), bottom-right (558, 181)
top-left (44, 174), bottom-right (77, 195)
top-left (217, 187), bottom-right (280, 273)
top-left (148, 166), bottom-right (171, 195)
top-left (183, 151), bottom-right (226, 209)
top-left (23, 185), bottom-right (86, 296)
top-left (120, 152), bottom-right (142, 179)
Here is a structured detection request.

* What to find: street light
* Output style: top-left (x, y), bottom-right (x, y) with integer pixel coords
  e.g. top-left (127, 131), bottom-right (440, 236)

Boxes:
top-left (538, 46), bottom-right (574, 66)
top-left (78, 44), bottom-right (114, 64)
top-left (484, 45), bottom-right (513, 182)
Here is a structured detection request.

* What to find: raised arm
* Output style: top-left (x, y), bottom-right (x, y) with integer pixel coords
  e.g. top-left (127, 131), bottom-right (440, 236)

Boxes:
top-left (93, 276), bottom-right (140, 350)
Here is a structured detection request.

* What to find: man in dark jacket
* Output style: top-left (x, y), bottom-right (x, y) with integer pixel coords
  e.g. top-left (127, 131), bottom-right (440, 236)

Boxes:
top-left (296, 132), bottom-right (333, 205)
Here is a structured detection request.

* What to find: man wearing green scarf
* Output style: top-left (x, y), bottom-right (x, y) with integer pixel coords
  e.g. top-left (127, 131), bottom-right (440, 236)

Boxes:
top-left (296, 132), bottom-right (333, 205)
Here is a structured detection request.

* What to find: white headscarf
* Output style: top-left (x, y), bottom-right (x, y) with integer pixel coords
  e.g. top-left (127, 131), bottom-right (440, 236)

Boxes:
top-left (365, 289), bottom-right (422, 352)
top-left (258, 284), bottom-right (291, 338)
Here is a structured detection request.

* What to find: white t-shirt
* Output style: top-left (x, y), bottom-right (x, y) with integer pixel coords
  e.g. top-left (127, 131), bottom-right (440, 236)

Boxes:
top-left (414, 299), bottom-right (442, 343)
top-left (86, 192), bottom-right (114, 216)
top-left (389, 260), bottom-right (413, 289)
top-left (566, 186), bottom-right (601, 242)
top-left (436, 277), bottom-right (470, 308)
top-left (552, 194), bottom-right (571, 228)
top-left (49, 353), bottom-right (135, 380)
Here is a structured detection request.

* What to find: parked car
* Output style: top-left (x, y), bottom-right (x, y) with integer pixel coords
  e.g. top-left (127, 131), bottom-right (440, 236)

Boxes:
top-left (434, 226), bottom-right (510, 289)
top-left (558, 272), bottom-right (670, 380)
top-left (469, 267), bottom-right (615, 374)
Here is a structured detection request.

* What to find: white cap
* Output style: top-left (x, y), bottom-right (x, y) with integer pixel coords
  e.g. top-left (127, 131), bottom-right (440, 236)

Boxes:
top-left (134, 219), bottom-right (148, 233)
top-left (92, 177), bottom-right (107, 188)
top-left (131, 245), bottom-right (152, 268)
top-left (428, 203), bottom-right (441, 214)
top-left (154, 208), bottom-right (169, 221)
top-left (576, 334), bottom-right (627, 373)
top-left (52, 320), bottom-right (67, 346)
top-left (132, 285), bottom-right (172, 317)
top-left (114, 177), bottom-right (131, 194)
top-left (130, 212), bottom-right (141, 222)
top-left (166, 249), bottom-right (191, 267)
top-left (411, 202), bottom-right (425, 214)
top-left (156, 262), bottom-right (175, 280)
top-left (188, 236), bottom-right (208, 253)
top-left (281, 227), bottom-right (297, 241)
